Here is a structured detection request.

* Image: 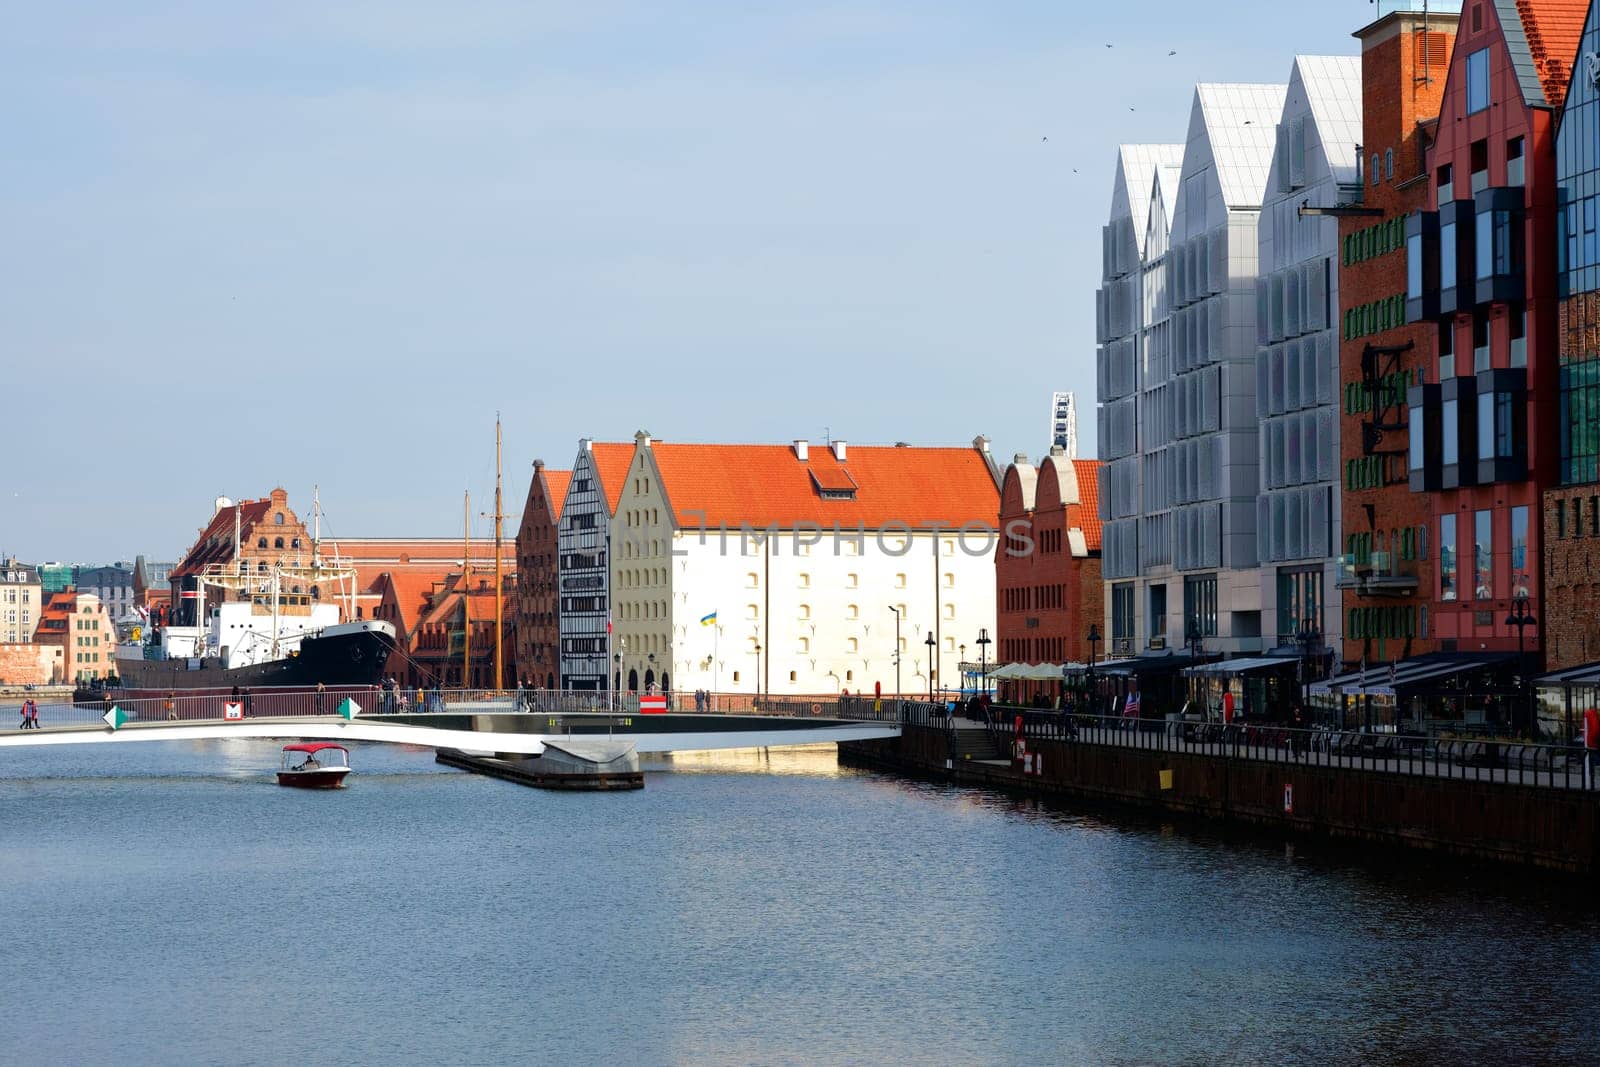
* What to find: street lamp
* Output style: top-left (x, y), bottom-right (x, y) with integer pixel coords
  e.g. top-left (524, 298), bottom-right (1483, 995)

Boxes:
top-left (976, 627), bottom-right (991, 697)
top-left (754, 642), bottom-right (763, 705)
top-left (1086, 623), bottom-right (1101, 716)
top-left (959, 643), bottom-right (967, 693)
top-left (1295, 613), bottom-right (1321, 715)
top-left (924, 632), bottom-right (936, 700)
top-left (1185, 617), bottom-right (1204, 661)
top-left (888, 605), bottom-right (902, 699)
top-left (1506, 572), bottom-right (1537, 737)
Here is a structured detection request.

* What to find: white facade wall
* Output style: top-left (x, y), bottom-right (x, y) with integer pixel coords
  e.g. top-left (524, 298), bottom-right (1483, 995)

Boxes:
top-left (1255, 55), bottom-right (1360, 650)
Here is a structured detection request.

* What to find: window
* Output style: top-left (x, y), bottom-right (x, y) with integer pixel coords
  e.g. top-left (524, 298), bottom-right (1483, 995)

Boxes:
top-left (1111, 583), bottom-right (1134, 640)
top-left (846, 573), bottom-right (859, 588)
top-left (1440, 218), bottom-right (1457, 291)
top-left (1384, 148), bottom-right (1394, 181)
top-left (274, 513), bottom-right (285, 526)
top-left (256, 537), bottom-right (267, 549)
top-left (1467, 49), bottom-right (1489, 114)
top-left (846, 604), bottom-right (859, 620)
top-left (1371, 154), bottom-right (1380, 187)
top-left (895, 573), bottom-right (906, 589)
top-left (1438, 164), bottom-right (1453, 202)
top-left (1511, 505), bottom-right (1528, 579)
top-left (1473, 314), bottom-right (1489, 373)
top-left (1470, 138), bottom-right (1489, 194)
top-left (1439, 321), bottom-right (1454, 380)
top-left (746, 572), bottom-right (758, 588)
top-left (1183, 574), bottom-right (1218, 638)
top-left (1510, 306), bottom-right (1526, 368)
top-left (1442, 397), bottom-right (1459, 465)
top-left (797, 573), bottom-right (810, 589)
top-left (1507, 136), bottom-right (1524, 186)
top-left (1474, 509), bottom-right (1492, 600)
top-left (1441, 514), bottom-right (1458, 601)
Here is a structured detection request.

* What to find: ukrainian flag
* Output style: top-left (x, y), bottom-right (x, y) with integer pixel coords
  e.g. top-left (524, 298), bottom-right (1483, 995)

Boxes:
top-left (700, 611), bottom-right (718, 627)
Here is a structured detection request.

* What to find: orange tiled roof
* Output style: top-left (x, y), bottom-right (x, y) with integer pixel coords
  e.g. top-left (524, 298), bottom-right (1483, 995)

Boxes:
top-left (375, 569), bottom-right (453, 636)
top-left (1516, 0), bottom-right (1587, 106)
top-left (1072, 460), bottom-right (1103, 552)
top-left (544, 470), bottom-right (573, 521)
top-left (645, 442), bottom-right (999, 529)
top-left (589, 442), bottom-right (635, 514)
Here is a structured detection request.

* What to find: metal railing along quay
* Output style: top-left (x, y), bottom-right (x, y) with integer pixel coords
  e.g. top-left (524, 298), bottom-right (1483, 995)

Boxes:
top-left (977, 707), bottom-right (1600, 792)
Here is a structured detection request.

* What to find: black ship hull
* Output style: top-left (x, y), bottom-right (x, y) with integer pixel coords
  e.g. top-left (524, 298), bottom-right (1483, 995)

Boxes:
top-left (116, 622), bottom-right (394, 692)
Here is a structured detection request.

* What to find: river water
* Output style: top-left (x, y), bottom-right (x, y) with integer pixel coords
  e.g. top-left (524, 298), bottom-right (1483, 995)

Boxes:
top-left (1, 740), bottom-right (1597, 1065)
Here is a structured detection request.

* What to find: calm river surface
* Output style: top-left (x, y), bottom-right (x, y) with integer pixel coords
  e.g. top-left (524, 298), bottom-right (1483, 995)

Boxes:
top-left (2, 740), bottom-right (1598, 1066)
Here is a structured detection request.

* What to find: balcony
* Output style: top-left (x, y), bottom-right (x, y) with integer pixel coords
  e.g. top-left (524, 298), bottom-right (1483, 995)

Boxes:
top-left (1335, 552), bottom-right (1421, 596)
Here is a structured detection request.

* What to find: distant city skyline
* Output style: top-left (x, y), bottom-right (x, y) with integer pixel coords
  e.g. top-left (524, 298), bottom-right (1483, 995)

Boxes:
top-left (2, 1), bottom-right (1369, 559)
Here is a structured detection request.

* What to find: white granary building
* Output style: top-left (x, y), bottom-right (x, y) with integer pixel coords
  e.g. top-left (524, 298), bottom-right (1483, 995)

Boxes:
top-left (607, 432), bottom-right (1001, 698)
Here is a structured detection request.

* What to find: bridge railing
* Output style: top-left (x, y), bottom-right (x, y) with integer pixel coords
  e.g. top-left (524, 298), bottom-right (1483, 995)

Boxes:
top-left (978, 708), bottom-right (1600, 792)
top-left (1, 688), bottom-right (927, 731)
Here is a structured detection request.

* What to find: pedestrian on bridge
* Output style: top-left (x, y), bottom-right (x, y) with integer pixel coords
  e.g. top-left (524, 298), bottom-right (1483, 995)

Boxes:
top-left (315, 682), bottom-right (326, 716)
top-left (27, 699), bottom-right (40, 729)
top-left (18, 698), bottom-right (32, 730)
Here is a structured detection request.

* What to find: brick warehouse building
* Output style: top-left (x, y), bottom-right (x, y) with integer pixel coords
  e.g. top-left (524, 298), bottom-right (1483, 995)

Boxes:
top-left (512, 460), bottom-right (571, 690)
top-left (996, 449), bottom-right (1104, 687)
top-left (1545, 0), bottom-right (1600, 670)
top-left (1404, 0), bottom-right (1581, 668)
top-left (1338, 6), bottom-right (1458, 668)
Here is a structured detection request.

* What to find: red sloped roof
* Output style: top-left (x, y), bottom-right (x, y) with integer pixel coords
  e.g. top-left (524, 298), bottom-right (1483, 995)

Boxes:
top-left (376, 569), bottom-right (453, 636)
top-left (1072, 459), bottom-right (1103, 552)
top-left (589, 443), bottom-right (635, 515)
top-left (646, 442), bottom-right (999, 529)
top-left (1518, 0), bottom-right (1588, 106)
top-left (544, 470), bottom-right (573, 521)
top-left (171, 500), bottom-right (273, 578)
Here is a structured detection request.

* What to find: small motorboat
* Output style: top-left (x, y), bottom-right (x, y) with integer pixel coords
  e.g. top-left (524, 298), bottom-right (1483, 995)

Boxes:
top-left (277, 742), bottom-right (351, 789)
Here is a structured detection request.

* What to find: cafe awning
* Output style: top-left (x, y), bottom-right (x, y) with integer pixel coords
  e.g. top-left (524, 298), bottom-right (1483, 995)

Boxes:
top-left (1536, 660), bottom-right (1600, 686)
top-left (1180, 655), bottom-right (1299, 678)
top-left (1096, 651), bottom-right (1217, 677)
top-left (1308, 652), bottom-right (1516, 698)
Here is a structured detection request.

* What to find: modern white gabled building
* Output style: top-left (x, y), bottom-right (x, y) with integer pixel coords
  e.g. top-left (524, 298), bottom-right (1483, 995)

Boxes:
top-left (1255, 56), bottom-right (1363, 653)
top-left (1098, 144), bottom-right (1184, 655)
top-left (554, 440), bottom-right (634, 690)
top-left (1099, 84), bottom-right (1290, 658)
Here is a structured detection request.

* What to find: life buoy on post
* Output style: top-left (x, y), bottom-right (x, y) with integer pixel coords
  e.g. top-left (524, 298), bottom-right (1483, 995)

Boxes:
top-left (811, 702), bottom-right (822, 716)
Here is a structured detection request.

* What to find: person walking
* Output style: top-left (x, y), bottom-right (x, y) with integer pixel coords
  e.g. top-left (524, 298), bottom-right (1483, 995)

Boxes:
top-left (315, 681), bottom-right (326, 716)
top-left (18, 698), bottom-right (32, 730)
top-left (164, 692), bottom-right (178, 721)
top-left (242, 687), bottom-right (254, 717)
top-left (1289, 701), bottom-right (1306, 760)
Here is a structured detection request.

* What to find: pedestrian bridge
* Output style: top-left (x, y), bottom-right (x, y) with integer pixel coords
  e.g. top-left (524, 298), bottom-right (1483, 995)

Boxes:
top-left (0, 707), bottom-right (903, 755)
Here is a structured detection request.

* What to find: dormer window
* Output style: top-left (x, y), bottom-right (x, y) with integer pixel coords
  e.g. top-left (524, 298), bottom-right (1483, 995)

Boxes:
top-left (819, 489), bottom-right (856, 500)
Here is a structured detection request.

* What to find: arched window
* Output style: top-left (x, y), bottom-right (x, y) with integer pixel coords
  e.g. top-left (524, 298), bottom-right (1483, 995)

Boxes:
top-left (275, 513), bottom-right (285, 525)
top-left (257, 537), bottom-right (267, 549)
top-left (291, 538), bottom-right (301, 549)
top-left (1371, 154), bottom-right (1380, 186)
top-left (274, 537), bottom-right (284, 549)
top-left (1384, 148), bottom-right (1394, 180)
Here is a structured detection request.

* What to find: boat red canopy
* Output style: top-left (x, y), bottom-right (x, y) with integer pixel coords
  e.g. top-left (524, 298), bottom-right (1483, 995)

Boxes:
top-left (282, 742), bottom-right (349, 753)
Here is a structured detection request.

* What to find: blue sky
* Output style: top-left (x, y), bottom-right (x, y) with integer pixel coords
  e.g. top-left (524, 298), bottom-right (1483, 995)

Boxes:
top-left (2, 0), bottom-right (1372, 561)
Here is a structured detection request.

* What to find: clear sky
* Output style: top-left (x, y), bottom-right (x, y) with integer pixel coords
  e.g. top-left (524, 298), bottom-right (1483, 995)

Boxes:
top-left (2, 0), bottom-right (1376, 562)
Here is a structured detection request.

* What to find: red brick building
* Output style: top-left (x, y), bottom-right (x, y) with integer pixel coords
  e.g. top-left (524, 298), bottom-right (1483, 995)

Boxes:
top-left (401, 572), bottom-right (507, 690)
top-left (996, 449), bottom-right (1103, 695)
top-left (168, 489), bottom-right (315, 626)
top-left (1338, 6), bottom-right (1458, 667)
top-left (1405, 0), bottom-right (1582, 669)
top-left (512, 460), bottom-right (571, 691)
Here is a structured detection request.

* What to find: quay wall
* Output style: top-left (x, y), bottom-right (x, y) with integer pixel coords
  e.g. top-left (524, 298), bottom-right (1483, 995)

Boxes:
top-left (840, 726), bottom-right (1600, 874)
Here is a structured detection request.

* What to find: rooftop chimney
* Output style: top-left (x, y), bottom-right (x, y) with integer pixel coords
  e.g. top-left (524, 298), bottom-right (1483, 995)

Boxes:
top-left (832, 440), bottom-right (847, 461)
top-left (794, 439), bottom-right (809, 461)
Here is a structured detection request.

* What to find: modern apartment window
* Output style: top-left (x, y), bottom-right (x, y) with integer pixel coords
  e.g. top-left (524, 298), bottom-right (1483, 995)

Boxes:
top-left (1470, 138), bottom-right (1489, 193)
top-left (1507, 136), bottom-right (1525, 186)
top-left (1439, 320), bottom-right (1454, 379)
top-left (1511, 505), bottom-right (1528, 578)
top-left (1473, 314), bottom-right (1490, 373)
top-left (1440, 220), bottom-right (1457, 291)
top-left (1560, 360), bottom-right (1600, 484)
top-left (1149, 584), bottom-right (1168, 639)
top-left (1474, 510), bottom-right (1493, 600)
top-left (1183, 575), bottom-right (1218, 638)
top-left (1409, 404), bottom-right (1427, 472)
top-left (1111, 583), bottom-right (1134, 641)
top-left (1467, 49), bottom-right (1490, 112)
top-left (1475, 204), bottom-right (1522, 285)
top-left (1438, 164), bottom-right (1454, 202)
top-left (1510, 306), bottom-right (1527, 368)
top-left (1441, 514), bottom-right (1458, 601)
top-left (1441, 397), bottom-right (1459, 465)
